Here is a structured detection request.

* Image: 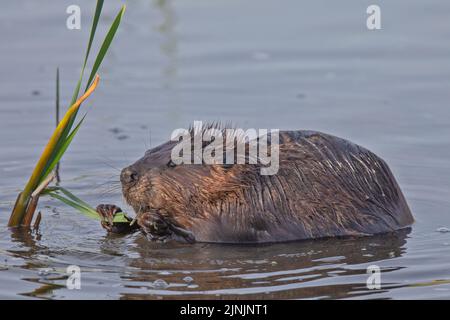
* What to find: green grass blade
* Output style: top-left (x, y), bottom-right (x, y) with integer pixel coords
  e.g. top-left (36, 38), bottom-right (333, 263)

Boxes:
top-left (61, 3), bottom-right (125, 169)
top-left (46, 186), bottom-right (92, 211)
top-left (86, 5), bottom-right (126, 89)
top-left (71, 0), bottom-right (104, 105)
top-left (41, 2), bottom-right (126, 189)
top-left (46, 191), bottom-right (100, 220)
top-left (8, 76), bottom-right (99, 226)
top-left (55, 68), bottom-right (61, 182)
top-left (41, 114), bottom-right (87, 180)
top-left (56, 67), bottom-right (60, 126)
top-left (45, 187), bottom-right (130, 223)
top-left (45, 0), bottom-right (105, 187)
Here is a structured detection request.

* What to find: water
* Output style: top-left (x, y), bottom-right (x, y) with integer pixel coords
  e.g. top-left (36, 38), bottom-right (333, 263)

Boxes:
top-left (1, 0), bottom-right (450, 299)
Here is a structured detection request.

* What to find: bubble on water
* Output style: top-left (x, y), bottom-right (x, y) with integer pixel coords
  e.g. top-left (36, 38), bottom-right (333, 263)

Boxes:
top-left (436, 227), bottom-right (450, 233)
top-left (38, 268), bottom-right (54, 277)
top-left (183, 276), bottom-right (194, 283)
top-left (152, 279), bottom-right (168, 289)
top-left (158, 271), bottom-right (172, 275)
top-left (187, 284), bottom-right (199, 289)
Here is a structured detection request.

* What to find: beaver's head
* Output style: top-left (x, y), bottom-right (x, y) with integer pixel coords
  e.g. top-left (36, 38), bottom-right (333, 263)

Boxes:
top-left (120, 137), bottom-right (255, 227)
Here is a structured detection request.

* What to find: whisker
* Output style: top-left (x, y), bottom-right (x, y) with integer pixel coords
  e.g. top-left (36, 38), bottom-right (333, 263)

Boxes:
top-left (98, 182), bottom-right (122, 190)
top-left (96, 156), bottom-right (122, 172)
top-left (148, 128), bottom-right (152, 149)
top-left (97, 186), bottom-right (122, 198)
top-left (94, 179), bottom-right (121, 189)
top-left (95, 182), bottom-right (122, 191)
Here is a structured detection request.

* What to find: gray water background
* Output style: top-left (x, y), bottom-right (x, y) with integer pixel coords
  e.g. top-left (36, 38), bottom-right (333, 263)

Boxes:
top-left (0, 0), bottom-right (450, 299)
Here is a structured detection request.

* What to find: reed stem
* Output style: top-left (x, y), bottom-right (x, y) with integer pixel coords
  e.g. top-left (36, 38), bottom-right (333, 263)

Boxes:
top-left (8, 77), bottom-right (100, 227)
top-left (55, 67), bottom-right (61, 183)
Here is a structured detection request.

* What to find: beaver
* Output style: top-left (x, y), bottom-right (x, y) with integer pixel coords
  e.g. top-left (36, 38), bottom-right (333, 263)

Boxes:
top-left (96, 126), bottom-right (414, 243)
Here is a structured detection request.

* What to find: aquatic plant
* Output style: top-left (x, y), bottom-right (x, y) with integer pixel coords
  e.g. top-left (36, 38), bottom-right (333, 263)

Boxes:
top-left (9, 0), bottom-right (128, 227)
top-left (43, 187), bottom-right (128, 222)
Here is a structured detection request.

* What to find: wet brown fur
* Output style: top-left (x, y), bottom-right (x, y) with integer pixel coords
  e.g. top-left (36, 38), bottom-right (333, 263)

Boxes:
top-left (120, 125), bottom-right (414, 243)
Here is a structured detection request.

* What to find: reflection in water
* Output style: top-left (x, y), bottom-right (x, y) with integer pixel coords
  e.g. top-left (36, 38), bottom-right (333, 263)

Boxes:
top-left (4, 228), bottom-right (63, 299)
top-left (2, 225), bottom-right (411, 299)
top-left (2, 0), bottom-right (450, 300)
top-left (8, 227), bottom-right (43, 262)
top-left (113, 229), bottom-right (410, 299)
top-left (153, 0), bottom-right (181, 124)
top-left (154, 0), bottom-right (178, 90)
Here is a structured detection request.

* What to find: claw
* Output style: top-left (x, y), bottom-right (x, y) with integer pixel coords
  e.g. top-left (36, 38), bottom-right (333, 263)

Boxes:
top-left (137, 211), bottom-right (195, 243)
top-left (96, 204), bottom-right (137, 234)
top-left (137, 212), bottom-right (169, 236)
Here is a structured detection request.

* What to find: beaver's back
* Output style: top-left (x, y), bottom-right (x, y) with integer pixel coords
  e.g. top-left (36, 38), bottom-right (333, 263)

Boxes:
top-left (194, 130), bottom-right (414, 243)
top-left (267, 130), bottom-right (413, 241)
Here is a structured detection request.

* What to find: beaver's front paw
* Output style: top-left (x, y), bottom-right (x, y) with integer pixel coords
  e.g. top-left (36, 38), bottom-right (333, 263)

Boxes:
top-left (137, 212), bottom-right (171, 241)
top-left (137, 212), bottom-right (196, 243)
top-left (96, 204), bottom-right (137, 234)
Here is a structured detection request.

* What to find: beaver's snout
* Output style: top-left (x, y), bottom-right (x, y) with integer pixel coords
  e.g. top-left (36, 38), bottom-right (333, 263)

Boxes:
top-left (120, 162), bottom-right (157, 211)
top-left (121, 167), bottom-right (139, 186)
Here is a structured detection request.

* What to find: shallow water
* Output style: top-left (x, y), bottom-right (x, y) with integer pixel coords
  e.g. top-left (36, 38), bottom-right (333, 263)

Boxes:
top-left (1, 0), bottom-right (450, 299)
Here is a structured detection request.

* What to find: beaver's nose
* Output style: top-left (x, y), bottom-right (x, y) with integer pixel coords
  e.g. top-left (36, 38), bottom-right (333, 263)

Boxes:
top-left (121, 168), bottom-right (138, 185)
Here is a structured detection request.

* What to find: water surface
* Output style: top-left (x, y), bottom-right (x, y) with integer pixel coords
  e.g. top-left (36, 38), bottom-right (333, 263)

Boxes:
top-left (1, 0), bottom-right (450, 299)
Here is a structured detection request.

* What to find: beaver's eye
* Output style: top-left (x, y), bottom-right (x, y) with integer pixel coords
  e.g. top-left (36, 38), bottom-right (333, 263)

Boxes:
top-left (167, 160), bottom-right (177, 168)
